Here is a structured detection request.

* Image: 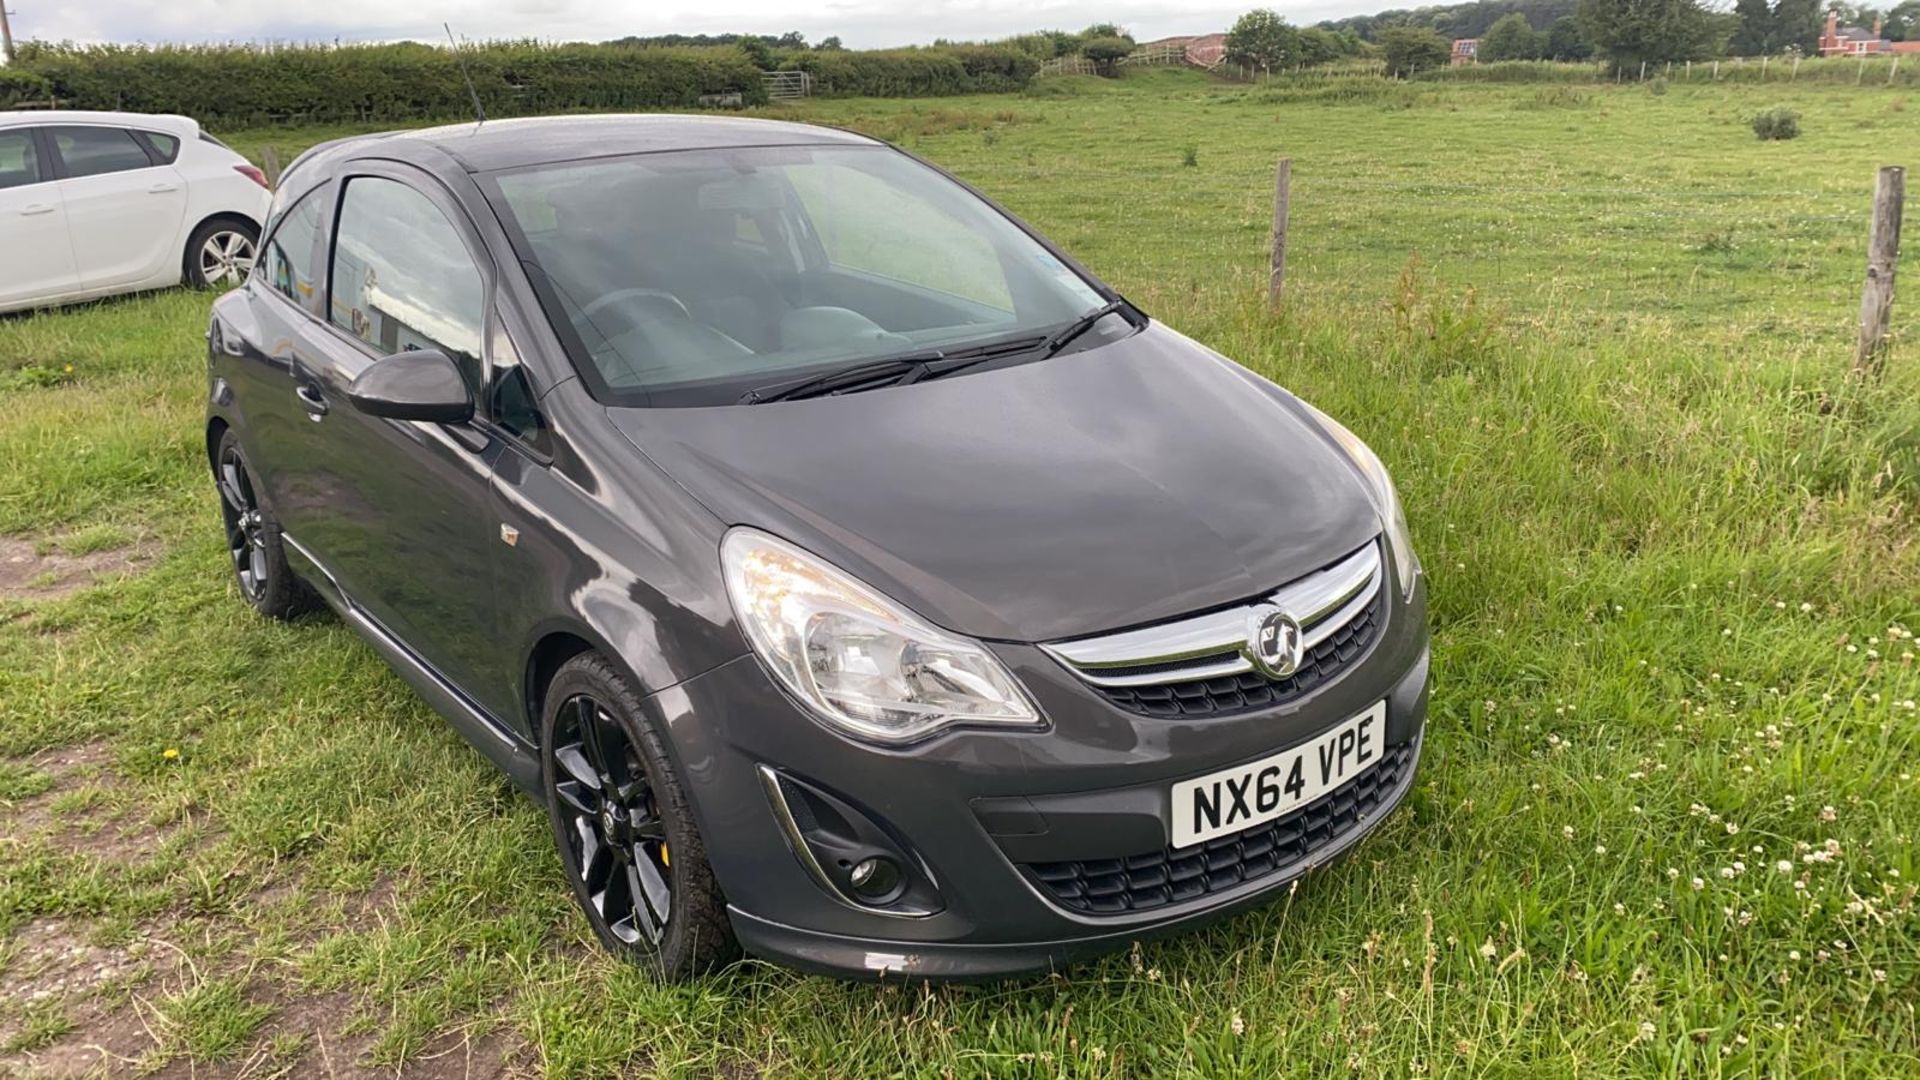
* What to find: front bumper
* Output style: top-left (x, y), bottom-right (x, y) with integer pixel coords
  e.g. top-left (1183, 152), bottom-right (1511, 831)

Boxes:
top-left (645, 576), bottom-right (1430, 980)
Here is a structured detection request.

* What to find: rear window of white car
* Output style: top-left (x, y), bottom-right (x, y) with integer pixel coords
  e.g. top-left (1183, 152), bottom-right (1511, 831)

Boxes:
top-left (141, 132), bottom-right (181, 164)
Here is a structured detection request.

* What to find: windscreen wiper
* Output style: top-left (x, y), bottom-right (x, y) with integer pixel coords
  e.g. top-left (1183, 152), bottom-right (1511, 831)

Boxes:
top-left (909, 334), bottom-right (1051, 382)
top-left (1039, 298), bottom-right (1130, 360)
top-left (739, 351), bottom-right (944, 404)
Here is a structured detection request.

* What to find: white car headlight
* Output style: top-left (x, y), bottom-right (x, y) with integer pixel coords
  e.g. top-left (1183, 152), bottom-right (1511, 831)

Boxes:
top-left (721, 529), bottom-right (1041, 744)
top-left (1298, 400), bottom-right (1419, 597)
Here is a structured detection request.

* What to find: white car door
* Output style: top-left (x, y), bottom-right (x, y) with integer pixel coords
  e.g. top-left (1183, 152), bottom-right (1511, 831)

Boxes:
top-left (0, 127), bottom-right (79, 308)
top-left (46, 125), bottom-right (188, 290)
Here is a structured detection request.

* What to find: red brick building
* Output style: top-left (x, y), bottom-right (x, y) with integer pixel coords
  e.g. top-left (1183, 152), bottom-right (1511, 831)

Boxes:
top-left (1451, 38), bottom-right (1480, 65)
top-left (1819, 9), bottom-right (1920, 55)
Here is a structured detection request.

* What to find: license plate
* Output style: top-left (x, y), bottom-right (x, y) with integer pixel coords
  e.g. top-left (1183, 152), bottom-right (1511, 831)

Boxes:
top-left (1170, 701), bottom-right (1387, 849)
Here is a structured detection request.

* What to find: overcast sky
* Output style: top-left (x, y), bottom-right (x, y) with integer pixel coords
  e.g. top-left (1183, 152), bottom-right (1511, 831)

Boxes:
top-left (13, 1), bottom-right (1386, 51)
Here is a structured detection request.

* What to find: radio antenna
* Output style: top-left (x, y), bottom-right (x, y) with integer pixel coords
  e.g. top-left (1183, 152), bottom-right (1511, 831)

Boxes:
top-left (444, 23), bottom-right (486, 125)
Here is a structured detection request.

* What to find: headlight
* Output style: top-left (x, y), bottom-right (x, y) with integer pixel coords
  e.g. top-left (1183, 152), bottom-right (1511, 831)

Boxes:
top-left (721, 529), bottom-right (1041, 744)
top-left (1298, 400), bottom-right (1419, 597)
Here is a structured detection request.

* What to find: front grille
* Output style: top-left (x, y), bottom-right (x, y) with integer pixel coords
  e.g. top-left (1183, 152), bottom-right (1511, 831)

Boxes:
top-left (1040, 539), bottom-right (1387, 720)
top-left (1093, 588), bottom-right (1381, 718)
top-left (1022, 739), bottom-right (1415, 915)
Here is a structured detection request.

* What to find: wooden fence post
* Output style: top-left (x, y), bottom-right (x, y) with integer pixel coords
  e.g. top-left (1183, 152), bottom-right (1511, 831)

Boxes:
top-left (261, 145), bottom-right (282, 190)
top-left (1854, 165), bottom-right (1906, 378)
top-left (1269, 158), bottom-right (1291, 309)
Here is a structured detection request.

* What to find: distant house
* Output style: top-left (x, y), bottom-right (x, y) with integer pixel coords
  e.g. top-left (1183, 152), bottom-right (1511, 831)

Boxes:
top-left (1818, 9), bottom-right (1920, 55)
top-left (1451, 39), bottom-right (1479, 65)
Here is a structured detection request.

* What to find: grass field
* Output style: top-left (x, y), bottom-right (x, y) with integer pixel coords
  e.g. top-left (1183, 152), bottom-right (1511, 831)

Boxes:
top-left (2, 70), bottom-right (1918, 1077)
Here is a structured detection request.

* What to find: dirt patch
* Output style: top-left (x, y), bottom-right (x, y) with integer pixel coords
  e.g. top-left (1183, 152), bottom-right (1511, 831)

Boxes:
top-left (0, 918), bottom-right (178, 1077)
top-left (0, 535), bottom-right (159, 603)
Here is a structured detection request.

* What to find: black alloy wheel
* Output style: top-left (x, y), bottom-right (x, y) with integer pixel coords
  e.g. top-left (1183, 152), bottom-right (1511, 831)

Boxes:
top-left (540, 653), bottom-right (736, 977)
top-left (211, 430), bottom-right (315, 620)
top-left (216, 443), bottom-right (270, 602)
top-left (550, 693), bottom-right (675, 946)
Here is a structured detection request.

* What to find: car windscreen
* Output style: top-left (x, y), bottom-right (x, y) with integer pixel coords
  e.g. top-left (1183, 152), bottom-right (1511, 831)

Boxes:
top-left (484, 144), bottom-right (1106, 407)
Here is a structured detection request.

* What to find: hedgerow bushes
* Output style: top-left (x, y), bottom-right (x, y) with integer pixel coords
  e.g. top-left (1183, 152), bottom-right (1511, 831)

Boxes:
top-left (773, 46), bottom-right (1040, 97)
top-left (4, 41), bottom-right (770, 125)
top-left (1, 40), bottom-right (1044, 125)
top-left (0, 66), bottom-right (52, 106)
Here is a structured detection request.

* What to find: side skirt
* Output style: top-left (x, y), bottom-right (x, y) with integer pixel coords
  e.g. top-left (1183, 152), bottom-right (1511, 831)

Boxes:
top-left (281, 533), bottom-right (543, 794)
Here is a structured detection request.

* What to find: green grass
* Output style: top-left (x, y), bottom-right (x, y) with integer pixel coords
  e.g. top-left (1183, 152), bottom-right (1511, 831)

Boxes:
top-left (1, 76), bottom-right (1918, 1076)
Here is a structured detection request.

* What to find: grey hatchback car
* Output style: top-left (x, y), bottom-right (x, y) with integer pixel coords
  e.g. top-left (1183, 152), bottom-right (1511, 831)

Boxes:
top-left (205, 114), bottom-right (1429, 981)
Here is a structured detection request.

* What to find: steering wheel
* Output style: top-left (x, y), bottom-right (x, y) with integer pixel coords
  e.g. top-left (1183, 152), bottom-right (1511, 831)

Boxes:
top-left (577, 288), bottom-right (692, 331)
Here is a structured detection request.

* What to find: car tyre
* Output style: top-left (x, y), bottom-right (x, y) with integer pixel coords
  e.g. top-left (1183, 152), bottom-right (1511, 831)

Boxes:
top-left (540, 653), bottom-right (738, 979)
top-left (212, 429), bottom-right (319, 620)
top-left (185, 217), bottom-right (260, 289)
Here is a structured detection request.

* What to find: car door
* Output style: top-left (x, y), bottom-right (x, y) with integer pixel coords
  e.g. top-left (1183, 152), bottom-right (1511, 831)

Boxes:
top-left (0, 127), bottom-right (79, 307)
top-left (45, 124), bottom-right (188, 290)
top-left (218, 175), bottom-right (333, 513)
top-left (272, 163), bottom-right (505, 701)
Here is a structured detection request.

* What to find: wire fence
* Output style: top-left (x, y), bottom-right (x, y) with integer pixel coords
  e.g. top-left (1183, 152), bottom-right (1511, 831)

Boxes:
top-left (1063, 167), bottom-right (1899, 347)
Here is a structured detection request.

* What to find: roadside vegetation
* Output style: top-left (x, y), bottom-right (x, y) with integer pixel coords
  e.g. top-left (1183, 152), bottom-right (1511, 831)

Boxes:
top-left (1, 75), bottom-right (1916, 1076)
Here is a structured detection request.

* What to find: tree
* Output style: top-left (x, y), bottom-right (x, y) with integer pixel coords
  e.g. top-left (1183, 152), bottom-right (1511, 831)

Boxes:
top-left (1888, 0), bottom-right (1920, 39)
top-left (1480, 13), bottom-right (1544, 59)
top-left (1079, 23), bottom-right (1134, 45)
top-left (774, 31), bottom-right (808, 49)
top-left (1081, 36), bottom-right (1134, 75)
top-left (1772, 0), bottom-right (1825, 52)
top-left (736, 37), bottom-right (774, 69)
top-left (1545, 16), bottom-right (1594, 57)
top-left (1380, 25), bottom-right (1452, 74)
top-left (1576, 0), bottom-right (1715, 71)
top-left (1296, 26), bottom-right (1353, 66)
top-left (1729, 0), bottom-right (1774, 54)
top-left (1226, 9), bottom-right (1304, 72)
top-left (814, 36), bottom-right (844, 51)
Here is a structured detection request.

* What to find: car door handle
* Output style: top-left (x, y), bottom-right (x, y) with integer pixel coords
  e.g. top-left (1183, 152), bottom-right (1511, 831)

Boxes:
top-left (295, 383), bottom-right (330, 419)
top-left (20, 203), bottom-right (56, 216)
top-left (147, 182), bottom-right (180, 194)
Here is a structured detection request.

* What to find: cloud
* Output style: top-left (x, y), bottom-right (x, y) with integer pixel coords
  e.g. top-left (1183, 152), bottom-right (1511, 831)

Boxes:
top-left (12, 0), bottom-right (1373, 51)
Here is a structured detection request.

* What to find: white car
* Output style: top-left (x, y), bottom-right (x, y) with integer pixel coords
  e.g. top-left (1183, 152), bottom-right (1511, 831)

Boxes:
top-left (0, 110), bottom-right (272, 314)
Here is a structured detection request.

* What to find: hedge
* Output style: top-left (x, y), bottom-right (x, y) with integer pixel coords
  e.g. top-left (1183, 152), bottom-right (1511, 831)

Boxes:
top-left (6, 41), bottom-right (770, 126)
top-left (773, 45), bottom-right (1040, 97)
top-left (0, 66), bottom-right (53, 107)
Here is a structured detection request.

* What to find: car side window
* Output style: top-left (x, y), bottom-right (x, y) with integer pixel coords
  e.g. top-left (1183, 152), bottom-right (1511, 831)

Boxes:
top-left (487, 315), bottom-right (553, 456)
top-left (260, 185), bottom-right (324, 307)
top-left (0, 130), bottom-right (43, 190)
top-left (139, 132), bottom-right (181, 164)
top-left (328, 176), bottom-right (485, 392)
top-left (48, 126), bottom-right (157, 179)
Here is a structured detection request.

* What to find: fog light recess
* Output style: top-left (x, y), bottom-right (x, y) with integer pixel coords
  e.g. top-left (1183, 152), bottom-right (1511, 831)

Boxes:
top-left (757, 766), bottom-right (944, 917)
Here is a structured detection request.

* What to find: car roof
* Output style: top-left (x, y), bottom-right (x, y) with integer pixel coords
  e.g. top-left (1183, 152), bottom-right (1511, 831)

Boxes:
top-left (0, 109), bottom-right (199, 136)
top-left (331, 113), bottom-right (881, 173)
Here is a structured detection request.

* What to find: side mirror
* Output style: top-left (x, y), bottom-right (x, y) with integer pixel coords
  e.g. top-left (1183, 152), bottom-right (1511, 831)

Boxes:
top-left (345, 349), bottom-right (474, 424)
